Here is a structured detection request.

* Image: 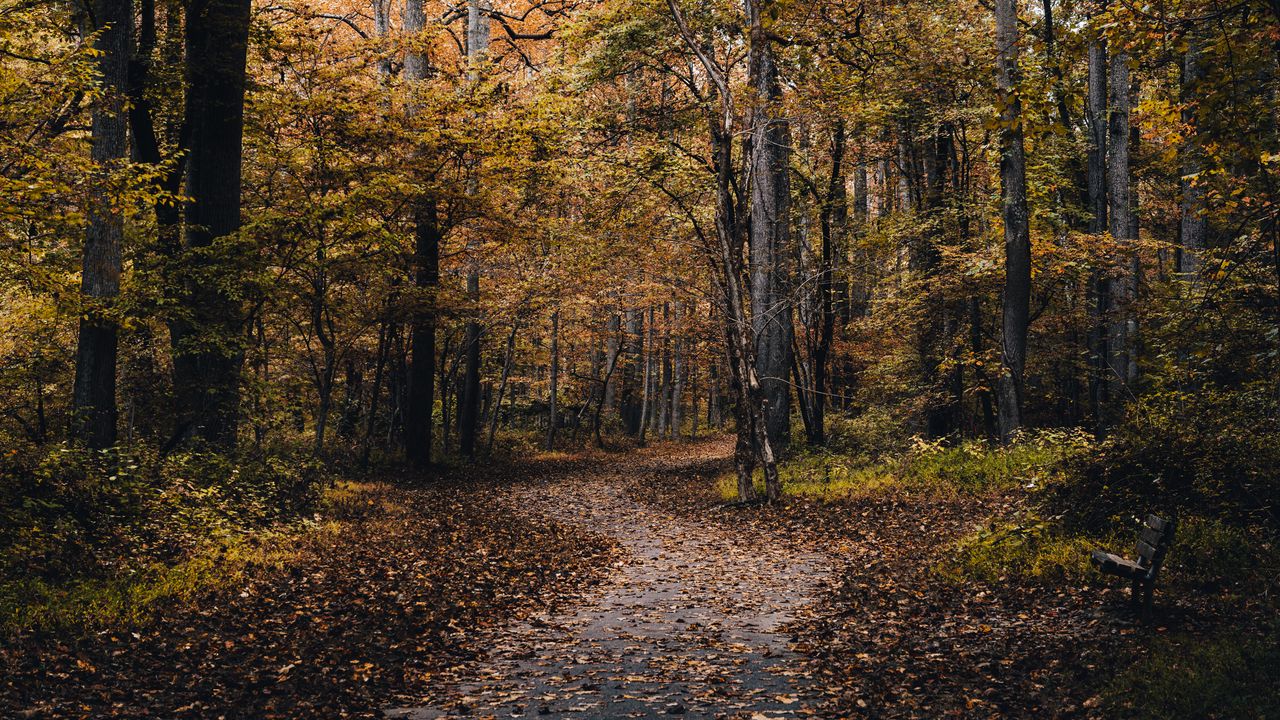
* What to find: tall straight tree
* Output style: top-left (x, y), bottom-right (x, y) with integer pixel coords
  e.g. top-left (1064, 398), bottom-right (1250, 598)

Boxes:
top-left (172, 0), bottom-right (252, 448)
top-left (666, 0), bottom-right (782, 501)
top-left (404, 0), bottom-right (440, 467)
top-left (72, 0), bottom-right (131, 449)
top-left (458, 0), bottom-right (490, 458)
top-left (994, 0), bottom-right (1032, 443)
top-left (746, 0), bottom-right (793, 450)
top-left (1086, 19), bottom-right (1109, 427)
top-left (1108, 42), bottom-right (1138, 389)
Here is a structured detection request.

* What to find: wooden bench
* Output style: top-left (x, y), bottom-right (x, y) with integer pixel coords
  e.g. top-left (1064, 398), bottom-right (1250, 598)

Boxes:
top-left (1090, 514), bottom-right (1176, 619)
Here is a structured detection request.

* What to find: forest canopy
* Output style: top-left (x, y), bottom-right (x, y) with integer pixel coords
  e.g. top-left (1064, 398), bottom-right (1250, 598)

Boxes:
top-left (2, 0), bottom-right (1279, 715)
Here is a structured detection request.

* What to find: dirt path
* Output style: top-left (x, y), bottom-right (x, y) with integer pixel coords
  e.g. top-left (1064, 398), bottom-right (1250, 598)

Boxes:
top-left (386, 440), bottom-right (830, 719)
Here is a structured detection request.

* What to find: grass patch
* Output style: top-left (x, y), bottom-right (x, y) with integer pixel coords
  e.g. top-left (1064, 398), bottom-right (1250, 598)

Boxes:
top-left (1103, 626), bottom-right (1280, 719)
top-left (936, 513), bottom-right (1113, 585)
top-left (717, 429), bottom-right (1092, 502)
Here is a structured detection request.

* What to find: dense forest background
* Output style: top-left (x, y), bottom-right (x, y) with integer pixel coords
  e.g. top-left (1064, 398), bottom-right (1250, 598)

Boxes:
top-left (2, 0), bottom-right (1279, 715)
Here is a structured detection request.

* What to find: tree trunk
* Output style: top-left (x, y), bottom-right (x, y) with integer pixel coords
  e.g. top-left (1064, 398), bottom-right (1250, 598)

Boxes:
top-left (995, 0), bottom-right (1032, 444)
top-left (171, 0), bottom-right (252, 449)
top-left (1108, 46), bottom-right (1138, 391)
top-left (638, 306), bottom-right (654, 446)
top-left (603, 312), bottom-right (621, 411)
top-left (747, 0), bottom-right (793, 450)
top-left (487, 320), bottom-right (518, 454)
top-left (361, 318), bottom-right (390, 467)
top-left (403, 0), bottom-right (438, 468)
top-left (620, 308), bottom-right (644, 434)
top-left (1087, 30), bottom-right (1110, 431)
top-left (671, 301), bottom-right (684, 438)
top-left (812, 121), bottom-right (845, 447)
top-left (72, 0), bottom-right (131, 449)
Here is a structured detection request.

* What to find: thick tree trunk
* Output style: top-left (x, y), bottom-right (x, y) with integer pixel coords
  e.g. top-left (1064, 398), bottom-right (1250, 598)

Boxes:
top-left (994, 0), bottom-right (1032, 444)
top-left (403, 0), bottom-right (439, 468)
top-left (405, 199), bottom-right (440, 467)
top-left (666, 0), bottom-right (780, 501)
top-left (747, 0), bottom-right (793, 450)
top-left (1108, 47), bottom-right (1138, 390)
top-left (72, 0), bottom-right (131, 449)
top-left (171, 0), bottom-right (252, 449)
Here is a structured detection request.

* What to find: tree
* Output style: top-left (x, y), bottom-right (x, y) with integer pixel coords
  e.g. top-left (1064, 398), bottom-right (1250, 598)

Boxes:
top-left (1107, 30), bottom-right (1137, 390)
top-left (403, 0), bottom-right (440, 468)
top-left (72, 0), bottom-right (131, 449)
top-left (994, 0), bottom-right (1031, 443)
top-left (747, 0), bottom-right (794, 451)
top-left (170, 0), bottom-right (253, 449)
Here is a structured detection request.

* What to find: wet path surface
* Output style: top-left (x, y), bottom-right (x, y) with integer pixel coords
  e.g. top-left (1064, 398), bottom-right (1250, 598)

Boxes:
top-left (386, 443), bottom-right (829, 719)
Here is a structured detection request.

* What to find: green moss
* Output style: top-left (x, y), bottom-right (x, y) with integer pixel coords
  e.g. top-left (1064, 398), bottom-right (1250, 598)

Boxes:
top-left (1103, 627), bottom-right (1280, 719)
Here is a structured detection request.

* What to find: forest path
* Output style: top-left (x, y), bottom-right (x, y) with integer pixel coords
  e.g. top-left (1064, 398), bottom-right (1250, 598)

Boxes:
top-left (386, 439), bottom-right (829, 719)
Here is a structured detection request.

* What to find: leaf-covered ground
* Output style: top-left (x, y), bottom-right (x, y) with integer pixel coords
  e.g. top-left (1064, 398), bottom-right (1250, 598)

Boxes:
top-left (0, 464), bottom-right (619, 719)
top-left (387, 439), bottom-right (828, 719)
top-left (5, 439), bottom-right (1269, 719)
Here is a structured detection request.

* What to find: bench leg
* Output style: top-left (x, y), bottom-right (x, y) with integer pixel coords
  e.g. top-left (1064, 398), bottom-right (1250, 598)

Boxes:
top-left (1130, 578), bottom-right (1141, 612)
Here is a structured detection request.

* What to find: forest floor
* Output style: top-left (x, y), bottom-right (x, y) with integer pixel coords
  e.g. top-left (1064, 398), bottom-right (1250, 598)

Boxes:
top-left (386, 439), bottom-right (829, 719)
top-left (2, 438), bottom-right (1241, 719)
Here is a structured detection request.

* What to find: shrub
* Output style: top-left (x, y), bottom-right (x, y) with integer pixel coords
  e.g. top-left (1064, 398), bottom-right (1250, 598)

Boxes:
top-left (1049, 386), bottom-right (1280, 533)
top-left (0, 436), bottom-right (327, 588)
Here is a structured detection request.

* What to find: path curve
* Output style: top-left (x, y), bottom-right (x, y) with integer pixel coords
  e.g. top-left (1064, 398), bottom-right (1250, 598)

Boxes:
top-left (386, 441), bottom-right (829, 719)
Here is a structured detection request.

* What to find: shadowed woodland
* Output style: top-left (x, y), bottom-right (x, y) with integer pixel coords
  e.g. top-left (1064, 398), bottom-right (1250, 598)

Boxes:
top-left (2, 0), bottom-right (1279, 716)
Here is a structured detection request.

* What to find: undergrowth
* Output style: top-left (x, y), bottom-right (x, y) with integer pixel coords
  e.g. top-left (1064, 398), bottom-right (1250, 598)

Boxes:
top-left (1103, 624), bottom-right (1280, 719)
top-left (718, 428), bottom-right (1091, 502)
top-left (0, 436), bottom-right (331, 635)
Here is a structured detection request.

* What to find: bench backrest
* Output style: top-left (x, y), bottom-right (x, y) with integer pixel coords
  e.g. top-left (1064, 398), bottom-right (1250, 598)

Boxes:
top-left (1135, 514), bottom-right (1176, 577)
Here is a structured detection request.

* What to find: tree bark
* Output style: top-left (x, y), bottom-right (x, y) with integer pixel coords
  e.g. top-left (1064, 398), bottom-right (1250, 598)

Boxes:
top-left (403, 0), bottom-right (439, 468)
top-left (1108, 45), bottom-right (1138, 390)
top-left (1087, 29), bottom-right (1110, 430)
top-left (486, 320), bottom-right (517, 454)
top-left (747, 0), bottom-right (793, 450)
top-left (812, 121), bottom-right (845, 447)
top-left (72, 0), bottom-right (131, 449)
top-left (994, 0), bottom-right (1032, 444)
top-left (171, 0), bottom-right (252, 449)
